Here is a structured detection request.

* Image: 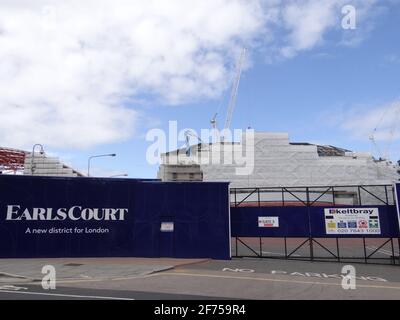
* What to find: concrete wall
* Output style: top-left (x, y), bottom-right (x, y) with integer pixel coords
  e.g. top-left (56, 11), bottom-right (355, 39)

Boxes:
top-left (24, 153), bottom-right (80, 177)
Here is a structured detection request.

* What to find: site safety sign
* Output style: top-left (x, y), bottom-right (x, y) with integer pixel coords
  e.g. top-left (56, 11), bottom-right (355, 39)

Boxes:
top-left (324, 208), bottom-right (381, 235)
top-left (258, 216), bottom-right (279, 228)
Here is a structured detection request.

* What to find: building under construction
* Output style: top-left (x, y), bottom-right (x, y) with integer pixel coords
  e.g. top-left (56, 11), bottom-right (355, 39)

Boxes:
top-left (158, 131), bottom-right (400, 188)
top-left (0, 147), bottom-right (83, 177)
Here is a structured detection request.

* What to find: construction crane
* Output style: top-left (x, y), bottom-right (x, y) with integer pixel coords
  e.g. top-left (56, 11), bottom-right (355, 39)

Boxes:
top-left (369, 101), bottom-right (400, 161)
top-left (210, 47), bottom-right (246, 133)
top-left (223, 47), bottom-right (246, 131)
top-left (184, 130), bottom-right (203, 156)
top-left (369, 132), bottom-right (383, 160)
top-left (210, 113), bottom-right (218, 129)
top-left (383, 102), bottom-right (400, 160)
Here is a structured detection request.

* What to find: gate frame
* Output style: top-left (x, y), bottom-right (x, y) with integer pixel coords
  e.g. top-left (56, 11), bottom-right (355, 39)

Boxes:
top-left (231, 184), bottom-right (400, 265)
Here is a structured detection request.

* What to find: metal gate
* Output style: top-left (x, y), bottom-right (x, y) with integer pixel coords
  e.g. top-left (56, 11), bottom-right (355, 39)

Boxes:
top-left (230, 185), bottom-right (400, 265)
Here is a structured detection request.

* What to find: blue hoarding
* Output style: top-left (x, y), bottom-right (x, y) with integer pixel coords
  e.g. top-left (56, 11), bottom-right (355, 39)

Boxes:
top-left (394, 183), bottom-right (400, 236)
top-left (231, 206), bottom-right (310, 237)
top-left (231, 205), bottom-right (400, 238)
top-left (0, 175), bottom-right (230, 259)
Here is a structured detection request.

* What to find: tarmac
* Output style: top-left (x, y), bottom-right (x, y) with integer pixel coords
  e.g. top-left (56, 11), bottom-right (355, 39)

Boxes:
top-left (0, 256), bottom-right (400, 300)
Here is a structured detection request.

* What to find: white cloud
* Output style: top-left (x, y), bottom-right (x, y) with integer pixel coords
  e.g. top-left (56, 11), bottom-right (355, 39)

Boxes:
top-left (277, 0), bottom-right (380, 58)
top-left (280, 1), bottom-right (338, 57)
top-left (340, 100), bottom-right (400, 142)
top-left (0, 0), bottom-right (382, 150)
top-left (0, 0), bottom-right (268, 149)
top-left (339, 0), bottom-right (384, 48)
top-left (318, 99), bottom-right (400, 160)
top-left (334, 100), bottom-right (400, 160)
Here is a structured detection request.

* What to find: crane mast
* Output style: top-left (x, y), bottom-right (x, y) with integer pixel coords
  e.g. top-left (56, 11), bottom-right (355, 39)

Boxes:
top-left (370, 101), bottom-right (400, 161)
top-left (223, 47), bottom-right (246, 131)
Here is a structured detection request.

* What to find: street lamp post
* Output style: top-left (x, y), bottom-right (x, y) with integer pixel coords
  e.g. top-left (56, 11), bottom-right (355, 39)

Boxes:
top-left (31, 144), bottom-right (45, 175)
top-left (87, 153), bottom-right (116, 177)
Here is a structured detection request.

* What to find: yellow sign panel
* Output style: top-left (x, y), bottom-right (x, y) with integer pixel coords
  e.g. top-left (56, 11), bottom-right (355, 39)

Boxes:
top-left (327, 221), bottom-right (336, 229)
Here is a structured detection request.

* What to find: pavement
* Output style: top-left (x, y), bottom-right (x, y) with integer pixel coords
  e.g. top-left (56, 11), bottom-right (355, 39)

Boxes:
top-left (0, 257), bottom-right (207, 282)
top-left (0, 257), bottom-right (400, 300)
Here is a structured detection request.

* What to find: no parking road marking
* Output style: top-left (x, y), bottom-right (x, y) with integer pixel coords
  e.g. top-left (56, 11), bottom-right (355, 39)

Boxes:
top-left (221, 268), bottom-right (388, 282)
top-left (0, 285), bottom-right (28, 291)
top-left (223, 268), bottom-right (255, 273)
top-left (163, 272), bottom-right (400, 291)
top-left (271, 270), bottom-right (388, 282)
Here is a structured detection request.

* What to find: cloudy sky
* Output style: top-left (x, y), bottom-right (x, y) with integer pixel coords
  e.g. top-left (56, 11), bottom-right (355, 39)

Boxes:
top-left (0, 0), bottom-right (399, 177)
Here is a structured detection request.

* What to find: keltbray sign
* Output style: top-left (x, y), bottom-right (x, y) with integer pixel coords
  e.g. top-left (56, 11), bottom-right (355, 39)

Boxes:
top-left (324, 208), bottom-right (380, 235)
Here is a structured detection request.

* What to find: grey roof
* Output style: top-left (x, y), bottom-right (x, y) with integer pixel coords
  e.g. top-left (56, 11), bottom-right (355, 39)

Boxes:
top-left (290, 143), bottom-right (351, 157)
top-left (164, 141), bottom-right (352, 158)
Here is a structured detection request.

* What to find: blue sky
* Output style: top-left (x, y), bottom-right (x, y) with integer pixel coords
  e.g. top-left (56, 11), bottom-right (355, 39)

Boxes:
top-left (0, 1), bottom-right (399, 178)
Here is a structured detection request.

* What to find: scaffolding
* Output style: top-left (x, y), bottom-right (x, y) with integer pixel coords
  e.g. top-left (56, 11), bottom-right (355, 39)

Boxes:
top-left (0, 147), bottom-right (27, 174)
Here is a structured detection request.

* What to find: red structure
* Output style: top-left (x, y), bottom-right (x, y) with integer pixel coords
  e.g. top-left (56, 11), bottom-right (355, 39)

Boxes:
top-left (0, 148), bottom-right (27, 174)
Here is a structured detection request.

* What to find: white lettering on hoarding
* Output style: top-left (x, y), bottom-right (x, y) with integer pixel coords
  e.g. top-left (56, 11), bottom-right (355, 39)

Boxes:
top-left (5, 205), bottom-right (127, 221)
